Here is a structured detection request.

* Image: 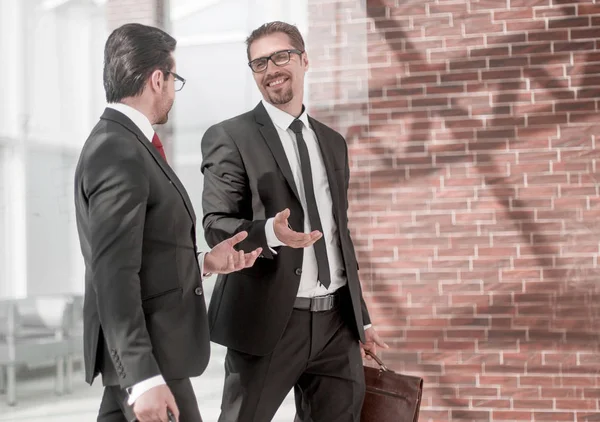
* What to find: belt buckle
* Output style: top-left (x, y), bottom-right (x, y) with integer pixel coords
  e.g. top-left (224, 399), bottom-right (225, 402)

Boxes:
top-left (311, 294), bottom-right (334, 312)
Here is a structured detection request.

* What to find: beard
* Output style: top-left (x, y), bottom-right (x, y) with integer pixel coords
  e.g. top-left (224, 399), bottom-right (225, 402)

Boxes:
top-left (156, 90), bottom-right (174, 125)
top-left (263, 72), bottom-right (294, 105)
top-left (267, 87), bottom-right (293, 105)
top-left (156, 109), bottom-right (169, 125)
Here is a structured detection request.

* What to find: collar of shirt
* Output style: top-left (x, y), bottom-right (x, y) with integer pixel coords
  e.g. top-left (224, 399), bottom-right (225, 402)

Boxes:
top-left (261, 99), bottom-right (310, 132)
top-left (106, 102), bottom-right (155, 143)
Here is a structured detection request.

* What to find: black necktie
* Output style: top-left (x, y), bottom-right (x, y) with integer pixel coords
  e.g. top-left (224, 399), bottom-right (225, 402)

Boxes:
top-left (289, 119), bottom-right (331, 289)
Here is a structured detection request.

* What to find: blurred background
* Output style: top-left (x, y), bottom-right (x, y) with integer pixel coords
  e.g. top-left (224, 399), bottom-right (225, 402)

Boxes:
top-left (0, 0), bottom-right (599, 421)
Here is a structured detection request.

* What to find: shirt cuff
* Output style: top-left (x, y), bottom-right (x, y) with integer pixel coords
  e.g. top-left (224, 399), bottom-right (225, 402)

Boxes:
top-left (265, 217), bottom-right (285, 254)
top-left (127, 375), bottom-right (166, 405)
top-left (364, 324), bottom-right (372, 330)
top-left (197, 252), bottom-right (211, 279)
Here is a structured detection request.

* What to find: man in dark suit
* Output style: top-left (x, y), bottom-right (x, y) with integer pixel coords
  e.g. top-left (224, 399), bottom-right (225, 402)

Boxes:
top-left (74, 23), bottom-right (261, 422)
top-left (201, 21), bottom-right (388, 422)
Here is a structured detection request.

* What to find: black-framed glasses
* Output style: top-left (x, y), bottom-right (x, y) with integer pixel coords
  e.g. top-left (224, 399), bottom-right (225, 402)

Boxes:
top-left (248, 49), bottom-right (304, 73)
top-left (165, 70), bottom-right (186, 91)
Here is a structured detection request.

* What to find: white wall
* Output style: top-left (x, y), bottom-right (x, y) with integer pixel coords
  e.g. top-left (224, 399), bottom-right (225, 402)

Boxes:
top-left (0, 0), bottom-right (107, 297)
top-left (0, 147), bottom-right (7, 296)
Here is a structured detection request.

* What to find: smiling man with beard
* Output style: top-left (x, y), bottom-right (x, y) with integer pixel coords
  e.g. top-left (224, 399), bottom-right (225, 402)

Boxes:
top-left (200, 21), bottom-right (388, 422)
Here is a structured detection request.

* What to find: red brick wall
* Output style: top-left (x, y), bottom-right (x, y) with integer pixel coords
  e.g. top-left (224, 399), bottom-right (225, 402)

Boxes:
top-left (308, 1), bottom-right (600, 421)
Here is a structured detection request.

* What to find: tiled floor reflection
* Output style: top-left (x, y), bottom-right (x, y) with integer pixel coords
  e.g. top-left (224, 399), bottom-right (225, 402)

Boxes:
top-left (0, 343), bottom-right (296, 422)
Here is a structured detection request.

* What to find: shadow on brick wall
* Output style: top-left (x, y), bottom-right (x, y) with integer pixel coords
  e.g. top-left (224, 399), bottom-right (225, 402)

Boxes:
top-left (312, 0), bottom-right (600, 420)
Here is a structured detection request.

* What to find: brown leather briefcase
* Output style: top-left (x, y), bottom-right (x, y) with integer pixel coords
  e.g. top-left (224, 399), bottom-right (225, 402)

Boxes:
top-left (361, 350), bottom-right (424, 422)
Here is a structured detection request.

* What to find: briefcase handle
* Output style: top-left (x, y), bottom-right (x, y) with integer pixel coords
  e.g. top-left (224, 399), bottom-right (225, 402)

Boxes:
top-left (364, 349), bottom-right (390, 372)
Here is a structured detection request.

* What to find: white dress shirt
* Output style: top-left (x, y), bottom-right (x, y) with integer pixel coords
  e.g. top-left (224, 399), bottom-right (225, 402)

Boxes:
top-left (261, 101), bottom-right (371, 330)
top-left (105, 103), bottom-right (208, 404)
top-left (261, 100), bottom-right (348, 297)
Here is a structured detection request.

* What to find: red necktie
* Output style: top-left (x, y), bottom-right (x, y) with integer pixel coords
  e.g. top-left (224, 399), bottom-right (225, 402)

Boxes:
top-left (152, 133), bottom-right (167, 161)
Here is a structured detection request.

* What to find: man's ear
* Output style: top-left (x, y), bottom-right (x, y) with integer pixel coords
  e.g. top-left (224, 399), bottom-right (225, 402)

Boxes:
top-left (149, 69), bottom-right (165, 93)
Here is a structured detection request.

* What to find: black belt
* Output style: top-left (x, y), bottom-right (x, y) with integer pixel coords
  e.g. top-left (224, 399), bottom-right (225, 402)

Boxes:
top-left (293, 286), bottom-right (346, 312)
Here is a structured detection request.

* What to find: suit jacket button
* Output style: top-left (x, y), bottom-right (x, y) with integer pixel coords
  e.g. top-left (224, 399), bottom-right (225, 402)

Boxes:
top-left (295, 268), bottom-right (302, 276)
top-left (194, 287), bottom-right (203, 296)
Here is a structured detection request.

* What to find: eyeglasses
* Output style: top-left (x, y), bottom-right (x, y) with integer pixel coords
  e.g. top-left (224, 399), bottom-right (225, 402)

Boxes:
top-left (248, 49), bottom-right (304, 73)
top-left (164, 70), bottom-right (186, 91)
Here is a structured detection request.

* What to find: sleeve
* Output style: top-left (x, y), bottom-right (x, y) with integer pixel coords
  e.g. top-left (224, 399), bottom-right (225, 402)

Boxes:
top-left (342, 137), bottom-right (371, 327)
top-left (83, 134), bottom-right (160, 389)
top-left (200, 124), bottom-right (274, 258)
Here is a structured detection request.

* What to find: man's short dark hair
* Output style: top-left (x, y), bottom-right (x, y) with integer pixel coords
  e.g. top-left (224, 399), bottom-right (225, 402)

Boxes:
top-left (245, 21), bottom-right (305, 61)
top-left (103, 23), bottom-right (176, 103)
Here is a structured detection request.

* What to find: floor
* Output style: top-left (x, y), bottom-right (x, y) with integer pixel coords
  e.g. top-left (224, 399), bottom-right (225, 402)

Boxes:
top-left (0, 279), bottom-right (296, 422)
top-left (0, 342), bottom-right (296, 421)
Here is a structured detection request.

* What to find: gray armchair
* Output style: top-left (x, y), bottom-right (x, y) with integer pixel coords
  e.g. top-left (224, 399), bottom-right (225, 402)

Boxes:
top-left (0, 295), bottom-right (75, 405)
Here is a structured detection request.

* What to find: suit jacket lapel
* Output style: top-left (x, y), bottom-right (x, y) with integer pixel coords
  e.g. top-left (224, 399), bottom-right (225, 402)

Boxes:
top-left (100, 108), bottom-right (197, 226)
top-left (254, 103), bottom-right (302, 204)
top-left (309, 116), bottom-right (342, 225)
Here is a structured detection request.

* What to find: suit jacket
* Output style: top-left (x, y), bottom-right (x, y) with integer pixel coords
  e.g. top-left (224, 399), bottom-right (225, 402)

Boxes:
top-left (74, 108), bottom-right (210, 389)
top-left (201, 102), bottom-right (371, 356)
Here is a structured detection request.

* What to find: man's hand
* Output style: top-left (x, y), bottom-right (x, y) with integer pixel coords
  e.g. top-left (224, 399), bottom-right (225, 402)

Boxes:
top-left (133, 384), bottom-right (179, 422)
top-left (273, 208), bottom-right (322, 248)
top-left (360, 326), bottom-right (389, 359)
top-left (204, 231), bottom-right (262, 274)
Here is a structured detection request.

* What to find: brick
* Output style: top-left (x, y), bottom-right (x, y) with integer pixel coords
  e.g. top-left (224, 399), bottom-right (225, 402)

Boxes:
top-left (556, 400), bottom-right (598, 410)
top-left (511, 43), bottom-right (552, 55)
top-left (541, 387), bottom-right (581, 398)
top-left (527, 30), bottom-right (570, 41)
top-left (514, 399), bottom-right (554, 409)
top-left (487, 33), bottom-right (526, 45)
top-left (507, 20), bottom-right (547, 31)
top-left (492, 411), bottom-right (534, 421)
top-left (441, 71), bottom-right (479, 83)
top-left (578, 4), bottom-right (600, 15)
top-left (472, 0), bottom-right (508, 11)
top-left (426, 84), bottom-right (466, 95)
top-left (529, 54), bottom-right (571, 67)
top-left (411, 97), bottom-right (449, 108)
top-left (555, 100), bottom-right (596, 112)
top-left (533, 89), bottom-right (575, 102)
top-left (571, 28), bottom-right (600, 40)
top-left (583, 388), bottom-right (600, 399)
top-left (495, 8), bottom-right (533, 20)
top-left (510, 0), bottom-right (550, 6)
top-left (489, 57), bottom-right (528, 68)
top-left (535, 6), bottom-right (577, 18)
top-left (449, 59), bottom-right (487, 71)
top-left (451, 410), bottom-right (491, 420)
top-left (399, 75), bottom-right (438, 85)
top-left (482, 69), bottom-right (521, 80)
top-left (464, 20), bottom-right (504, 36)
top-left (534, 412), bottom-right (576, 421)
top-left (471, 46), bottom-right (510, 57)
top-left (555, 41), bottom-right (596, 52)
top-left (549, 17), bottom-right (591, 28)
top-left (576, 413), bottom-right (600, 422)
top-left (527, 113), bottom-right (568, 125)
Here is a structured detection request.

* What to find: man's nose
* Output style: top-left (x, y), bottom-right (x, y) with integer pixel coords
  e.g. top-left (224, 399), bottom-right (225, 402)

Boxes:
top-left (265, 58), bottom-right (280, 72)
